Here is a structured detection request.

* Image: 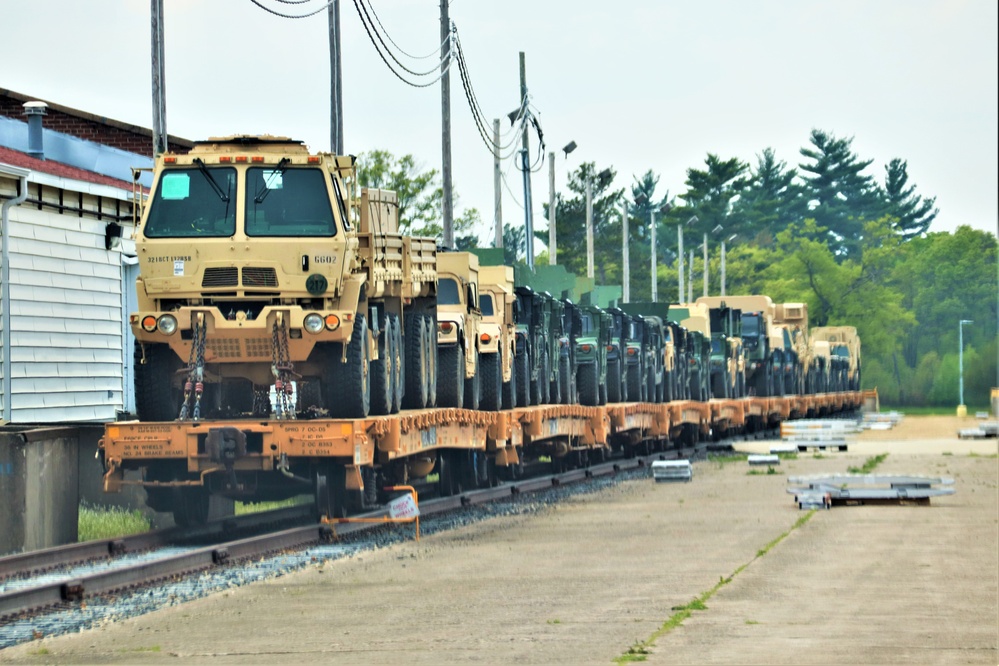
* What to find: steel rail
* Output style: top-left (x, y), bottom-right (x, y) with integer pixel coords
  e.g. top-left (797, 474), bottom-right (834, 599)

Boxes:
top-left (0, 504), bottom-right (315, 581)
top-left (0, 443), bottom-right (704, 622)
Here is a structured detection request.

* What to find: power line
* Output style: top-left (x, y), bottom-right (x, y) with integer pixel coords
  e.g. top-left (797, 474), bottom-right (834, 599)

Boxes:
top-left (354, 0), bottom-right (450, 77)
top-left (364, 0), bottom-right (450, 61)
top-left (248, 0), bottom-right (335, 19)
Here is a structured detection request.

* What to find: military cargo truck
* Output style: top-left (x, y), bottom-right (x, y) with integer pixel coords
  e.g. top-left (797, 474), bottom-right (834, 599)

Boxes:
top-left (620, 302), bottom-right (677, 402)
top-left (606, 308), bottom-right (631, 402)
top-left (775, 302), bottom-right (809, 394)
top-left (811, 326), bottom-right (861, 391)
top-left (574, 305), bottom-right (611, 406)
top-left (437, 251), bottom-right (482, 408)
top-left (514, 286), bottom-right (553, 406)
top-left (668, 303), bottom-right (712, 402)
top-left (696, 296), bottom-right (778, 397)
top-left (478, 265), bottom-right (517, 410)
top-left (130, 136), bottom-right (438, 422)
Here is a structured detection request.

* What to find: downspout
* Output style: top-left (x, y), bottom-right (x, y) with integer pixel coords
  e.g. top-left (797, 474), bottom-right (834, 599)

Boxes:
top-left (1, 165), bottom-right (30, 423)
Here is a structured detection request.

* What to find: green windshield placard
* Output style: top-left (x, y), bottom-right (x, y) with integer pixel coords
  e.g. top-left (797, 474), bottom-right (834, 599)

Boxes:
top-left (161, 173), bottom-right (190, 200)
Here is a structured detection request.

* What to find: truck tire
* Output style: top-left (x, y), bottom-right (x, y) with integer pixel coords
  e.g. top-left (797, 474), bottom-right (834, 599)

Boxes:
top-left (540, 349), bottom-right (551, 405)
top-left (328, 314), bottom-right (370, 419)
top-left (463, 348), bottom-right (480, 410)
top-left (627, 363), bottom-right (643, 402)
top-left (389, 314), bottom-right (403, 413)
top-left (608, 359), bottom-right (623, 403)
top-left (480, 351), bottom-right (502, 411)
top-left (577, 361), bottom-right (600, 406)
top-left (665, 370), bottom-right (675, 402)
top-left (558, 354), bottom-right (572, 404)
top-left (423, 315), bottom-right (437, 408)
top-left (402, 314), bottom-right (428, 409)
top-left (515, 346), bottom-right (531, 407)
top-left (369, 313), bottom-right (392, 416)
top-left (134, 341), bottom-right (183, 421)
top-left (437, 344), bottom-right (464, 408)
top-left (502, 350), bottom-right (517, 410)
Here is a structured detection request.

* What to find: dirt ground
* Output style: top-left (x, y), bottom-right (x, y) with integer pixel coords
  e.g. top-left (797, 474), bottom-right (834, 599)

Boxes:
top-left (2, 415), bottom-right (997, 664)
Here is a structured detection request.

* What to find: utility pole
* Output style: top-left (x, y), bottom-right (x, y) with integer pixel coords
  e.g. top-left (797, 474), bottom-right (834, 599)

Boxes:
top-left (519, 52), bottom-right (534, 270)
top-left (585, 177), bottom-right (594, 279)
top-left (150, 0), bottom-right (167, 156)
top-left (548, 151), bottom-right (556, 265)
top-left (688, 248), bottom-right (694, 303)
top-left (621, 199), bottom-right (630, 302)
top-left (720, 237), bottom-right (727, 297)
top-left (494, 119), bottom-right (503, 249)
top-left (328, 0), bottom-right (343, 154)
top-left (677, 226), bottom-right (684, 303)
top-left (440, 0), bottom-right (454, 248)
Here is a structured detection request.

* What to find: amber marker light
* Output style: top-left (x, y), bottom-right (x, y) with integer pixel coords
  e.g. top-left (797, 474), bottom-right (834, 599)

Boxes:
top-left (307, 156), bottom-right (321, 164)
top-left (324, 314), bottom-right (341, 331)
top-left (235, 156), bottom-right (248, 163)
top-left (439, 322), bottom-right (454, 333)
top-left (163, 157), bottom-right (177, 164)
top-left (219, 156), bottom-right (232, 163)
top-left (251, 156), bottom-right (264, 163)
top-left (480, 333), bottom-right (492, 344)
top-left (141, 315), bottom-right (157, 332)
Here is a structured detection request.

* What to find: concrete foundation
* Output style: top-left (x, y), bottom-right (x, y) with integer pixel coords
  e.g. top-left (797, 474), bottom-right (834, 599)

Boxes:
top-left (0, 427), bottom-right (80, 556)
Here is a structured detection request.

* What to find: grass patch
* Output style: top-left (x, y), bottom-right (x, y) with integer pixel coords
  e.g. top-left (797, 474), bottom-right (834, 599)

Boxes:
top-left (847, 453), bottom-right (888, 475)
top-left (881, 405), bottom-right (989, 415)
top-left (745, 620), bottom-right (760, 625)
top-left (747, 467), bottom-right (779, 476)
top-left (120, 646), bottom-right (161, 653)
top-left (942, 451), bottom-right (953, 456)
top-left (614, 511), bottom-right (816, 664)
top-left (708, 454), bottom-right (745, 468)
top-left (812, 453), bottom-right (826, 459)
top-left (234, 496), bottom-right (308, 516)
top-left (29, 648), bottom-right (50, 655)
top-left (78, 502), bottom-right (150, 542)
top-left (546, 618), bottom-right (561, 625)
top-left (969, 452), bottom-right (999, 458)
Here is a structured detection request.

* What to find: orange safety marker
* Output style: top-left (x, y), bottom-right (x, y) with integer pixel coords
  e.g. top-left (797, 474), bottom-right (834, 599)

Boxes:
top-left (321, 485), bottom-right (420, 542)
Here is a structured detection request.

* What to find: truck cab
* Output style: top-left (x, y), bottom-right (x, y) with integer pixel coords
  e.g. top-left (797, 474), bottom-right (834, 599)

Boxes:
top-left (437, 251), bottom-right (482, 408)
top-left (477, 265), bottom-right (517, 410)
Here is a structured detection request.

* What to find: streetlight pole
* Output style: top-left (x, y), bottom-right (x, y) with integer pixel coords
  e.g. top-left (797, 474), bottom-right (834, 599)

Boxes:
top-left (650, 206), bottom-right (657, 302)
top-left (959, 319), bottom-right (973, 415)
top-left (702, 233), bottom-right (708, 297)
top-left (687, 248), bottom-right (694, 303)
top-left (677, 225), bottom-right (684, 303)
top-left (548, 141), bottom-right (576, 266)
top-left (721, 234), bottom-right (736, 297)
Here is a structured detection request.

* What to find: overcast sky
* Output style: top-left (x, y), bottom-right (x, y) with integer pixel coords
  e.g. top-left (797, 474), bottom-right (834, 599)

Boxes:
top-left (2, 0), bottom-right (996, 243)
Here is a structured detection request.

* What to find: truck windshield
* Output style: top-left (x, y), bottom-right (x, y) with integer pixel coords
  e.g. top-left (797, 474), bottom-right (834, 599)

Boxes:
top-left (144, 167), bottom-right (237, 238)
top-left (580, 314), bottom-right (594, 335)
top-left (245, 168), bottom-right (337, 237)
top-left (479, 294), bottom-right (495, 316)
top-left (438, 278), bottom-right (460, 305)
top-left (742, 314), bottom-right (761, 337)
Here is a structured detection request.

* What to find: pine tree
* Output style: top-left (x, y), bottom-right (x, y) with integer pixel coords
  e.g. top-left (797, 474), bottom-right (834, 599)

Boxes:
top-left (881, 158), bottom-right (938, 241)
top-left (733, 148), bottom-right (807, 245)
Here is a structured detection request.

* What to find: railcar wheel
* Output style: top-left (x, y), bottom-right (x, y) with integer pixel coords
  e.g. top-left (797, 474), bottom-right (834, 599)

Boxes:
top-left (313, 463), bottom-right (347, 519)
top-left (172, 487), bottom-right (210, 527)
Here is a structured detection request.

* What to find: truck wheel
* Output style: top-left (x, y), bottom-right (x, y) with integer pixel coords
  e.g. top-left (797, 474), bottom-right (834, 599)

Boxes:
top-left (502, 350), bottom-right (517, 410)
top-left (402, 314), bottom-right (428, 409)
top-left (480, 352), bottom-right (502, 411)
top-left (389, 314), bottom-right (403, 413)
top-left (665, 370), bottom-right (674, 402)
top-left (328, 314), bottom-right (370, 418)
top-left (134, 341), bottom-right (183, 421)
top-left (540, 349), bottom-right (552, 405)
top-left (515, 347), bottom-right (531, 407)
top-left (370, 314), bottom-right (393, 416)
top-left (627, 363), bottom-right (643, 402)
top-left (463, 348), bottom-right (480, 410)
top-left (437, 344), bottom-right (465, 408)
top-left (578, 362), bottom-right (599, 406)
top-left (423, 315), bottom-right (437, 408)
top-left (558, 354), bottom-right (572, 404)
top-left (608, 359), bottom-right (622, 403)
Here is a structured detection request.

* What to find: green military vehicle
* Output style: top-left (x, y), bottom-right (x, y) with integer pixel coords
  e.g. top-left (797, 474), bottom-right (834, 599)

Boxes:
top-left (514, 286), bottom-right (553, 406)
top-left (668, 304), bottom-right (713, 402)
top-left (574, 305), bottom-right (611, 406)
top-left (621, 302), bottom-right (681, 403)
top-left (605, 308), bottom-right (631, 402)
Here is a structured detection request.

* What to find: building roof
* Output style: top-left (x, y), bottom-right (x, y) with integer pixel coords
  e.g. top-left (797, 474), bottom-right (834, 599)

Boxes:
top-left (0, 145), bottom-right (136, 191)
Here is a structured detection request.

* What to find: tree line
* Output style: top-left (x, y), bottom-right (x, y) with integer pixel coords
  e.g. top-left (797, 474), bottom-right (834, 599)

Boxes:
top-left (356, 129), bottom-right (997, 408)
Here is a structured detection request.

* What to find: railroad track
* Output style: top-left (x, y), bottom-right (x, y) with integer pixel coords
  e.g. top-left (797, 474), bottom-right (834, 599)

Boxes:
top-left (0, 441), bottom-right (706, 627)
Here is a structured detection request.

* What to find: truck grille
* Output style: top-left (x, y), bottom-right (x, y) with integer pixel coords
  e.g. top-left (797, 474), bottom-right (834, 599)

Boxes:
top-left (203, 267), bottom-right (238, 287)
top-left (243, 267), bottom-right (278, 287)
top-left (200, 267), bottom-right (278, 289)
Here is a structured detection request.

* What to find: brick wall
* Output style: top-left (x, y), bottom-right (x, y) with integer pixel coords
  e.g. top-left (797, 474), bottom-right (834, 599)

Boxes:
top-left (0, 92), bottom-right (191, 156)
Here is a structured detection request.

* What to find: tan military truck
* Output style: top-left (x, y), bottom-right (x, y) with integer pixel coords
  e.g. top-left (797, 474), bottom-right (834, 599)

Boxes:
top-left (811, 326), bottom-right (861, 391)
top-left (696, 296), bottom-right (777, 396)
top-left (477, 265), bottom-right (517, 410)
top-left (809, 339), bottom-right (833, 393)
top-left (775, 302), bottom-right (809, 394)
top-left (130, 135), bottom-right (438, 422)
top-left (436, 251), bottom-right (482, 409)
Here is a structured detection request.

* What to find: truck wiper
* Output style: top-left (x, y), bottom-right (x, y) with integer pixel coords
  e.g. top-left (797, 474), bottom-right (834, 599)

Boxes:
top-left (193, 158), bottom-right (230, 202)
top-left (254, 157), bottom-right (291, 204)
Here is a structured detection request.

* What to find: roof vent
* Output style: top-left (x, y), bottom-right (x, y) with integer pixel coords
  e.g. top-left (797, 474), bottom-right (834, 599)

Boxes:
top-left (23, 101), bottom-right (48, 160)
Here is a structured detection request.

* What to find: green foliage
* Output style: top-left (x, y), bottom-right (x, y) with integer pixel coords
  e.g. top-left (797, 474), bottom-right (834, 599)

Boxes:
top-left (78, 503), bottom-right (150, 542)
top-left (848, 454), bottom-right (889, 475)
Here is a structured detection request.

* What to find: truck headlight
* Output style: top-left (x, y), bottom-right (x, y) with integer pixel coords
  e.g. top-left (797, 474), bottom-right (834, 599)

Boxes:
top-left (157, 315), bottom-right (178, 335)
top-left (304, 313), bottom-right (324, 334)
